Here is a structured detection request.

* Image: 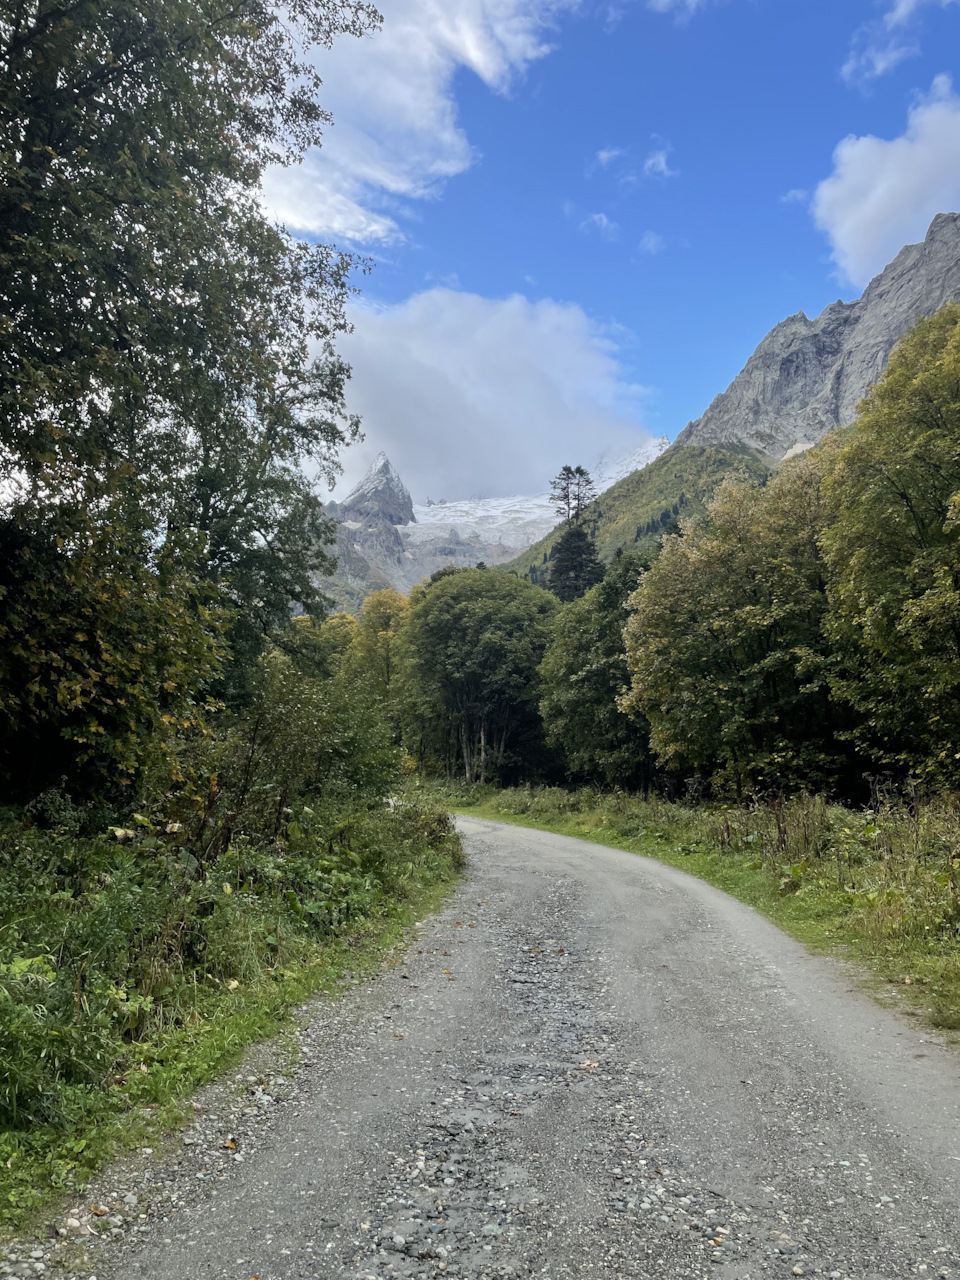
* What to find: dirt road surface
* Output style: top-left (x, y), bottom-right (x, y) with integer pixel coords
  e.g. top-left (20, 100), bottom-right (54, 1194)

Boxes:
top-left (88, 817), bottom-right (960, 1280)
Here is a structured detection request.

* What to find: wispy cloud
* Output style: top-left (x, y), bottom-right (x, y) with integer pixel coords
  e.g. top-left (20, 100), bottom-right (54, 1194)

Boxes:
top-left (643, 147), bottom-right (678, 178)
top-left (580, 211), bottom-right (621, 239)
top-left (780, 188), bottom-right (809, 205)
top-left (843, 0), bottom-right (960, 86)
top-left (596, 146), bottom-right (625, 168)
top-left (646, 0), bottom-right (713, 15)
top-left (261, 0), bottom-right (579, 244)
top-left (638, 230), bottom-right (665, 254)
top-left (813, 75), bottom-right (960, 285)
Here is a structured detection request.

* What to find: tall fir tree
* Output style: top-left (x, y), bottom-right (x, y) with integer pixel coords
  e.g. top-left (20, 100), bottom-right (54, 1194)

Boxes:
top-left (549, 523), bottom-right (605, 602)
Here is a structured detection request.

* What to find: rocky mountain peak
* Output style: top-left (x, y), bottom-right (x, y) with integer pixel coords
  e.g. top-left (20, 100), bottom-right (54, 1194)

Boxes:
top-left (339, 451), bottom-right (415, 526)
top-left (675, 211), bottom-right (960, 460)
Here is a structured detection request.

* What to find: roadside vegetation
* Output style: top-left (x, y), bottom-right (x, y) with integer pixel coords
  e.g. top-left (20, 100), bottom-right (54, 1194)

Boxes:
top-left (0, 0), bottom-right (461, 1236)
top-left (428, 782), bottom-right (960, 1030)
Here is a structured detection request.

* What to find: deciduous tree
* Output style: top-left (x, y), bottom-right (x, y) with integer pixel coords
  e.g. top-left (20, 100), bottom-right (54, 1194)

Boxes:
top-left (821, 304), bottom-right (960, 787)
top-left (402, 569), bottom-right (556, 783)
top-left (621, 457), bottom-right (843, 795)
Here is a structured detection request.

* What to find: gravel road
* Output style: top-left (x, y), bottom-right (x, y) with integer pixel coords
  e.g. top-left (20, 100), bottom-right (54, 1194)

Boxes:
top-left (43, 817), bottom-right (960, 1280)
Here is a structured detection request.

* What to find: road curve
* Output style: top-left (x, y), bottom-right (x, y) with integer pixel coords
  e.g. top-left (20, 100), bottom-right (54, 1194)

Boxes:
top-left (99, 817), bottom-right (960, 1280)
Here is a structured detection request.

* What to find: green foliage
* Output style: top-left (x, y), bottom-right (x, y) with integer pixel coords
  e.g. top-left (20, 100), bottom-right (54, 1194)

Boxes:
top-left (0, 503), bottom-right (227, 798)
top-left (621, 456), bottom-right (845, 795)
top-left (547, 522), bottom-right (605, 602)
top-left (508, 446), bottom-right (771, 581)
top-left (402, 569), bottom-right (557, 783)
top-left (539, 553), bottom-right (653, 788)
top-left (0, 0), bottom-right (379, 734)
top-left (820, 304), bottom-right (960, 787)
top-left (0, 649), bottom-right (459, 1220)
top-left (338, 588), bottom-right (411, 719)
top-left (549, 464), bottom-right (597, 523)
top-left (0, 0), bottom-right (377, 475)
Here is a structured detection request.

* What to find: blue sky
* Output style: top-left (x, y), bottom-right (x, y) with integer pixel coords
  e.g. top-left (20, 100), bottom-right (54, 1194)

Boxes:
top-left (263, 0), bottom-right (960, 500)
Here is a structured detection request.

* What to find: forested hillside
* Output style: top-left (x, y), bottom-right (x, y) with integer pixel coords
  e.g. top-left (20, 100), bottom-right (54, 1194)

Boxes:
top-left (506, 445), bottom-right (770, 583)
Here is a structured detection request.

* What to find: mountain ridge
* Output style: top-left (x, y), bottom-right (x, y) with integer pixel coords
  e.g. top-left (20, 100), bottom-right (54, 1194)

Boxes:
top-left (319, 438), bottom-right (668, 607)
top-left (676, 212), bottom-right (960, 459)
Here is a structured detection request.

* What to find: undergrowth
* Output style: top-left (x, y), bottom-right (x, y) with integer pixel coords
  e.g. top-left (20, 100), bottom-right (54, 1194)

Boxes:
top-left (0, 794), bottom-right (460, 1235)
top-left (426, 780), bottom-right (960, 1031)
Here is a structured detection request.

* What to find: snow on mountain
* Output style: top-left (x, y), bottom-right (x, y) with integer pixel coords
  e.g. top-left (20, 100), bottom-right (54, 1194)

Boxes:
top-left (320, 437), bottom-right (670, 607)
top-left (408, 436), bottom-right (668, 550)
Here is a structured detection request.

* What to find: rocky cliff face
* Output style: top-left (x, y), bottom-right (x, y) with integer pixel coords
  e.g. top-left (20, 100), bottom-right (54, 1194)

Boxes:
top-left (328, 451), bottom-right (415, 527)
top-left (676, 212), bottom-right (960, 459)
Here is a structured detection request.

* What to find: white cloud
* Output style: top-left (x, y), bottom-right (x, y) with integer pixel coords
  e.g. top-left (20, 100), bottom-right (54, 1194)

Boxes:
top-left (643, 148), bottom-right (678, 178)
top-left (812, 75), bottom-right (960, 286)
top-left (841, 30), bottom-right (917, 85)
top-left (580, 211), bottom-right (620, 239)
top-left (780, 188), bottom-right (809, 205)
top-left (333, 289), bottom-right (654, 499)
top-left (638, 230), bottom-right (665, 254)
top-left (843, 0), bottom-right (960, 85)
top-left (647, 0), bottom-right (712, 13)
top-left (595, 146), bottom-right (625, 168)
top-left (886, 0), bottom-right (960, 27)
top-left (262, 0), bottom-right (577, 243)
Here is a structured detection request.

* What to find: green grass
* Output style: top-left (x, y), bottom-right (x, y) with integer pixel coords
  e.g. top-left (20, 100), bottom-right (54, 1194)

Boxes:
top-left (0, 826), bottom-right (461, 1240)
top-left (432, 782), bottom-right (960, 1035)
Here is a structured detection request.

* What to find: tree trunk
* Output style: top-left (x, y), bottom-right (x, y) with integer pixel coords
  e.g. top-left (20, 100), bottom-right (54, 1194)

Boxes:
top-left (461, 723), bottom-right (474, 784)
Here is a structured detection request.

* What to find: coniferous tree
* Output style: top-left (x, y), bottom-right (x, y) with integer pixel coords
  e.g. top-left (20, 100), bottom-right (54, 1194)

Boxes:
top-left (540, 553), bottom-right (653, 788)
top-left (550, 465), bottom-right (597, 523)
top-left (549, 523), bottom-right (605, 602)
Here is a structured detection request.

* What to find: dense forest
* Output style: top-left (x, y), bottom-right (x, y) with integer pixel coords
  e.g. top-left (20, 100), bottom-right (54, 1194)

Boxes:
top-left (351, 304), bottom-right (960, 803)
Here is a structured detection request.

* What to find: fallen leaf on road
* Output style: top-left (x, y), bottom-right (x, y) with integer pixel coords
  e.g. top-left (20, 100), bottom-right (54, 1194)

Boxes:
top-left (393, 1033), bottom-right (404, 1040)
top-left (222, 1137), bottom-right (237, 1150)
top-left (579, 1060), bottom-right (599, 1071)
top-left (90, 1205), bottom-right (107, 1217)
top-left (442, 969), bottom-right (452, 974)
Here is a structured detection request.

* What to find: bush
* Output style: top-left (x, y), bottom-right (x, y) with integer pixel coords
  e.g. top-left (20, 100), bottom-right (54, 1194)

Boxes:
top-left (0, 648), bottom-right (461, 1140)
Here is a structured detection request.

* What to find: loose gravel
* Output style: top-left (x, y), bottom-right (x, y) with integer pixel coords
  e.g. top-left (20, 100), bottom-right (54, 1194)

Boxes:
top-left (9, 817), bottom-right (960, 1280)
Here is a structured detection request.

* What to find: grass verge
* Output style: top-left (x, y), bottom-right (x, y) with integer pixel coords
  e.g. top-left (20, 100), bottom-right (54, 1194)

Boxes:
top-left (0, 852), bottom-right (459, 1240)
top-left (430, 782), bottom-right (960, 1039)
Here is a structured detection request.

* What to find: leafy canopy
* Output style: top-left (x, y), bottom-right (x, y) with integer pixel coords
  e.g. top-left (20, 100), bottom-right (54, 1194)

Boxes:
top-left (402, 569), bottom-right (557, 783)
top-left (539, 553), bottom-right (653, 788)
top-left (621, 456), bottom-right (843, 795)
top-left (820, 303), bottom-right (960, 787)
